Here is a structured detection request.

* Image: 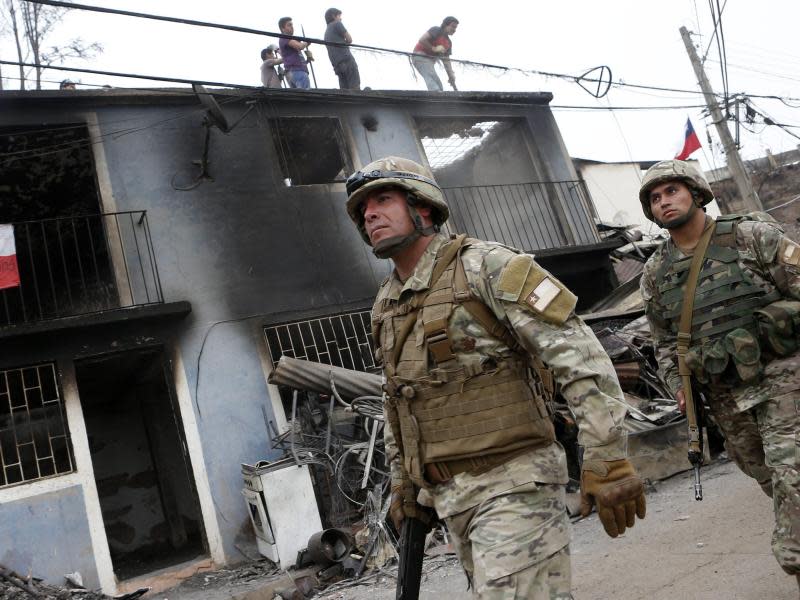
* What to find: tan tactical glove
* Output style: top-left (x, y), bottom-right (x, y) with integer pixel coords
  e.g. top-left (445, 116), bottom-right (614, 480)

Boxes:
top-left (580, 458), bottom-right (646, 538)
top-left (305, 49), bottom-right (314, 62)
top-left (389, 480), bottom-right (429, 531)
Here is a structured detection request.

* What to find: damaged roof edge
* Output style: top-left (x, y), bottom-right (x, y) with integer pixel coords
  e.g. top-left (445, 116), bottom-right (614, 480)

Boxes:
top-left (0, 87), bottom-right (555, 108)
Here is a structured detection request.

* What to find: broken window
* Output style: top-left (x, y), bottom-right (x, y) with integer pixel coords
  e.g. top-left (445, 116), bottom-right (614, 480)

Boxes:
top-left (264, 309), bottom-right (375, 372)
top-left (415, 117), bottom-right (596, 251)
top-left (0, 124), bottom-right (101, 221)
top-left (0, 363), bottom-right (75, 488)
top-left (0, 124), bottom-right (123, 324)
top-left (416, 117), bottom-right (540, 186)
top-left (269, 117), bottom-right (353, 186)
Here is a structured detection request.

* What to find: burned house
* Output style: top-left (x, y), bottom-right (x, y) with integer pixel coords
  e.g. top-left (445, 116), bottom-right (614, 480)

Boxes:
top-left (0, 87), bottom-right (619, 594)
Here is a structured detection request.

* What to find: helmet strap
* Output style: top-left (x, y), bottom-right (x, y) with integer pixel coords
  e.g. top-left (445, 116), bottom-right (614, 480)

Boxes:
top-left (371, 194), bottom-right (438, 259)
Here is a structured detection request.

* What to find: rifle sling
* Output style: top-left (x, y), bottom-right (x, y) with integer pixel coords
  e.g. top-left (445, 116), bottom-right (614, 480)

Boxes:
top-left (677, 220), bottom-right (715, 455)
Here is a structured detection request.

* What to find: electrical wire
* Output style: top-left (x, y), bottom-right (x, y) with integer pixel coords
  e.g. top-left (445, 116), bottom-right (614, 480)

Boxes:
top-left (707, 59), bottom-right (800, 84)
top-left (0, 92), bottom-right (252, 164)
top-left (19, 0), bottom-right (720, 99)
top-left (715, 0), bottom-right (730, 103)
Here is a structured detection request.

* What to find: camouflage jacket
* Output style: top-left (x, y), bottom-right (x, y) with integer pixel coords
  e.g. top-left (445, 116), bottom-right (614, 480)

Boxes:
top-left (640, 216), bottom-right (800, 412)
top-left (375, 234), bottom-right (628, 516)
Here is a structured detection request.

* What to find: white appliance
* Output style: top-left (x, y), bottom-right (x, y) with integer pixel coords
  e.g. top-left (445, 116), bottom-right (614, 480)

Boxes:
top-left (241, 458), bottom-right (322, 568)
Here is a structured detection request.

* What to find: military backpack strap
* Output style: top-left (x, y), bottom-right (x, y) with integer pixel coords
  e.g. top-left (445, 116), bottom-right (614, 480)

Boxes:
top-left (388, 235), bottom-right (469, 372)
top-left (677, 220), bottom-right (715, 463)
top-left (452, 247), bottom-right (555, 400)
top-left (421, 235), bottom-right (469, 364)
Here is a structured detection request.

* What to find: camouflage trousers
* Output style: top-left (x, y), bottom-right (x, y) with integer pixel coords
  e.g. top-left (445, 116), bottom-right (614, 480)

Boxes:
top-left (710, 388), bottom-right (800, 574)
top-left (444, 482), bottom-right (572, 599)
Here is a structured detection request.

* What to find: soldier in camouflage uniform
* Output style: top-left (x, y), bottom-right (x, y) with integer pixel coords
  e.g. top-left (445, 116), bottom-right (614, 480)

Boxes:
top-left (639, 159), bottom-right (800, 585)
top-left (345, 156), bottom-right (646, 599)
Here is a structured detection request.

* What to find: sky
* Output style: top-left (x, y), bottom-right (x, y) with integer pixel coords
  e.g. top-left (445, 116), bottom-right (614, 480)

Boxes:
top-left (1, 1), bottom-right (799, 173)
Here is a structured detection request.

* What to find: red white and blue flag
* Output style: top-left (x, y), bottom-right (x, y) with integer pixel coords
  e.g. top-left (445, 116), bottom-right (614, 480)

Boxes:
top-left (0, 224), bottom-right (20, 290)
top-left (675, 117), bottom-right (702, 160)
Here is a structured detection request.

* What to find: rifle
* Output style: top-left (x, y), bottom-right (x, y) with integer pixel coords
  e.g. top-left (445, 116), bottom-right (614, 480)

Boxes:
top-left (395, 516), bottom-right (429, 600)
top-left (676, 221), bottom-right (715, 501)
top-left (683, 386), bottom-right (705, 501)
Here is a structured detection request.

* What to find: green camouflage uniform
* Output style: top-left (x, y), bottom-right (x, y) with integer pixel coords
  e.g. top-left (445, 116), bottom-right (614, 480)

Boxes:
top-left (376, 234), bottom-right (628, 598)
top-left (640, 217), bottom-right (800, 575)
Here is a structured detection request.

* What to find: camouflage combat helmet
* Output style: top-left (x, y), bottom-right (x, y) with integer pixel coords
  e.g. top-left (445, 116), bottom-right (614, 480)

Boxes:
top-left (639, 159), bottom-right (714, 222)
top-left (345, 156), bottom-right (449, 258)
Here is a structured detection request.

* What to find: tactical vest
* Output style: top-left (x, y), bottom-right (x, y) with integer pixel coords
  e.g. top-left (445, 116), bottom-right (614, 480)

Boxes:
top-left (372, 235), bottom-right (555, 488)
top-left (655, 215), bottom-right (783, 384)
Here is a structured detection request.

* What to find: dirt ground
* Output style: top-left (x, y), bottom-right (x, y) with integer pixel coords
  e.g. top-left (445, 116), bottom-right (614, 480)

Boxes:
top-left (318, 458), bottom-right (798, 600)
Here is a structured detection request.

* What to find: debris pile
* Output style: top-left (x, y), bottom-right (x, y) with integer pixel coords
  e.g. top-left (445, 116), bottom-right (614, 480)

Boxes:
top-left (0, 563), bottom-right (147, 600)
top-left (268, 357), bottom-right (388, 528)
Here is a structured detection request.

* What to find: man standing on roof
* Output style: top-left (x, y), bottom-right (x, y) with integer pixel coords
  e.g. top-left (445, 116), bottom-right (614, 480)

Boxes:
top-left (278, 17), bottom-right (311, 89)
top-left (412, 17), bottom-right (458, 91)
top-left (639, 159), bottom-right (800, 587)
top-left (260, 45), bottom-right (284, 89)
top-left (346, 156), bottom-right (646, 598)
top-left (324, 8), bottom-right (360, 90)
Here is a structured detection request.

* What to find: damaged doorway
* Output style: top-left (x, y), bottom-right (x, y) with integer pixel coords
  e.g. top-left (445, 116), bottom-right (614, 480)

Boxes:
top-left (75, 348), bottom-right (206, 580)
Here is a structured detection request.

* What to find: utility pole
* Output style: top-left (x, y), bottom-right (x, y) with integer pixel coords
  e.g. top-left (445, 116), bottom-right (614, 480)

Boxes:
top-left (679, 26), bottom-right (762, 212)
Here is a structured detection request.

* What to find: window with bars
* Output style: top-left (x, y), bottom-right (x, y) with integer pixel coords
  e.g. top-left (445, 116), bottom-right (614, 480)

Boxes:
top-left (264, 310), bottom-right (376, 373)
top-left (0, 363), bottom-right (75, 489)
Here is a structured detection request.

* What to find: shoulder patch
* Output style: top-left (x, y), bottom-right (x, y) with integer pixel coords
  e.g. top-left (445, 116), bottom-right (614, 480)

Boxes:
top-left (497, 255), bottom-right (577, 324)
top-left (497, 255), bottom-right (532, 299)
top-left (779, 237), bottom-right (800, 267)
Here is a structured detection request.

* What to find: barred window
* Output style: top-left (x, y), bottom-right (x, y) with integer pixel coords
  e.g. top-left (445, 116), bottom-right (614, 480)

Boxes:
top-left (264, 310), bottom-right (376, 372)
top-left (0, 363), bottom-right (75, 488)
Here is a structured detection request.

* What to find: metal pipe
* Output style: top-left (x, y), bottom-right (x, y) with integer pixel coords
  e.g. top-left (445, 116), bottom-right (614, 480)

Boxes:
top-left (269, 355), bottom-right (382, 400)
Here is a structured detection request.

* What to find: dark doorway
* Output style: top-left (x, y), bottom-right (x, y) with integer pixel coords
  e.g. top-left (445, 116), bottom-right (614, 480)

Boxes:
top-left (75, 348), bottom-right (206, 580)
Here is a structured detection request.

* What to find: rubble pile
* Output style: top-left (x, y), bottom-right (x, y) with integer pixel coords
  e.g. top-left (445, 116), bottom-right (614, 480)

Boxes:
top-left (269, 358), bottom-right (388, 527)
top-left (0, 564), bottom-right (146, 600)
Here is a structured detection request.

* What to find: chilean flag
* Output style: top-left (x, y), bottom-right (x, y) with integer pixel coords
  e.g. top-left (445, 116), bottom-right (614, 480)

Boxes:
top-left (0, 224), bottom-right (21, 290)
top-left (676, 118), bottom-right (702, 160)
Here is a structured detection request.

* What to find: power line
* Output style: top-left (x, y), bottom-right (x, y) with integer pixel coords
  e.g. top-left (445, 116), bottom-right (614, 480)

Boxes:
top-left (708, 59), bottom-right (800, 84)
top-left (21, 0), bottom-right (716, 98)
top-left (0, 92), bottom-right (252, 164)
top-left (0, 58), bottom-right (256, 90)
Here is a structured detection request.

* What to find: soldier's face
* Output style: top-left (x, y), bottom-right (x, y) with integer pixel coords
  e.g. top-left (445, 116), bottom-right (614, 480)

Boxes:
top-left (362, 188), bottom-right (415, 246)
top-left (648, 180), bottom-right (697, 229)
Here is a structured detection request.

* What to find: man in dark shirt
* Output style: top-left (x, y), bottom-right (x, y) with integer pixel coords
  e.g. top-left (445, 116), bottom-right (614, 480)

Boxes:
top-left (412, 16), bottom-right (458, 91)
top-left (323, 8), bottom-right (360, 90)
top-left (278, 16), bottom-right (311, 89)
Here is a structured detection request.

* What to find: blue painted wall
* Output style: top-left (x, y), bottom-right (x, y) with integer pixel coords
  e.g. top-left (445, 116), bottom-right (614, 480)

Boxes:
top-left (0, 485), bottom-right (99, 589)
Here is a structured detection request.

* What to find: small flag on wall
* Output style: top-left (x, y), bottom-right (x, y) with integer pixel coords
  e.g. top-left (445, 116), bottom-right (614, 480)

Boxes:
top-left (0, 224), bottom-right (20, 290)
top-left (675, 118), bottom-right (702, 160)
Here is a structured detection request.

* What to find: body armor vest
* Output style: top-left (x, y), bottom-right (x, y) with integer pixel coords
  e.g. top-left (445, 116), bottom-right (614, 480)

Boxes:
top-left (372, 235), bottom-right (555, 488)
top-left (655, 216), bottom-right (782, 384)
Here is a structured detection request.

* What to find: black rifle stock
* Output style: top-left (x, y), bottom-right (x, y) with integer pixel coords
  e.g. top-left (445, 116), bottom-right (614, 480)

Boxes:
top-left (395, 516), bottom-right (428, 600)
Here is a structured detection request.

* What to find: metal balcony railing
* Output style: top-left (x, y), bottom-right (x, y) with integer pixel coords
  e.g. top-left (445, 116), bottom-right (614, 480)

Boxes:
top-left (442, 180), bottom-right (600, 252)
top-left (0, 211), bottom-right (163, 326)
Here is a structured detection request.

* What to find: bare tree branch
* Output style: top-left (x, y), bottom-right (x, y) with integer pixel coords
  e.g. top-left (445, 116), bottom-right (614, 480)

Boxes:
top-left (1, 0), bottom-right (102, 89)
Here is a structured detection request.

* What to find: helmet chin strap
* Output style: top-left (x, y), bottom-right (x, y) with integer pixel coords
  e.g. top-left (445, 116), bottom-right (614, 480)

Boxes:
top-left (658, 196), bottom-right (702, 230)
top-left (371, 197), bottom-right (438, 259)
